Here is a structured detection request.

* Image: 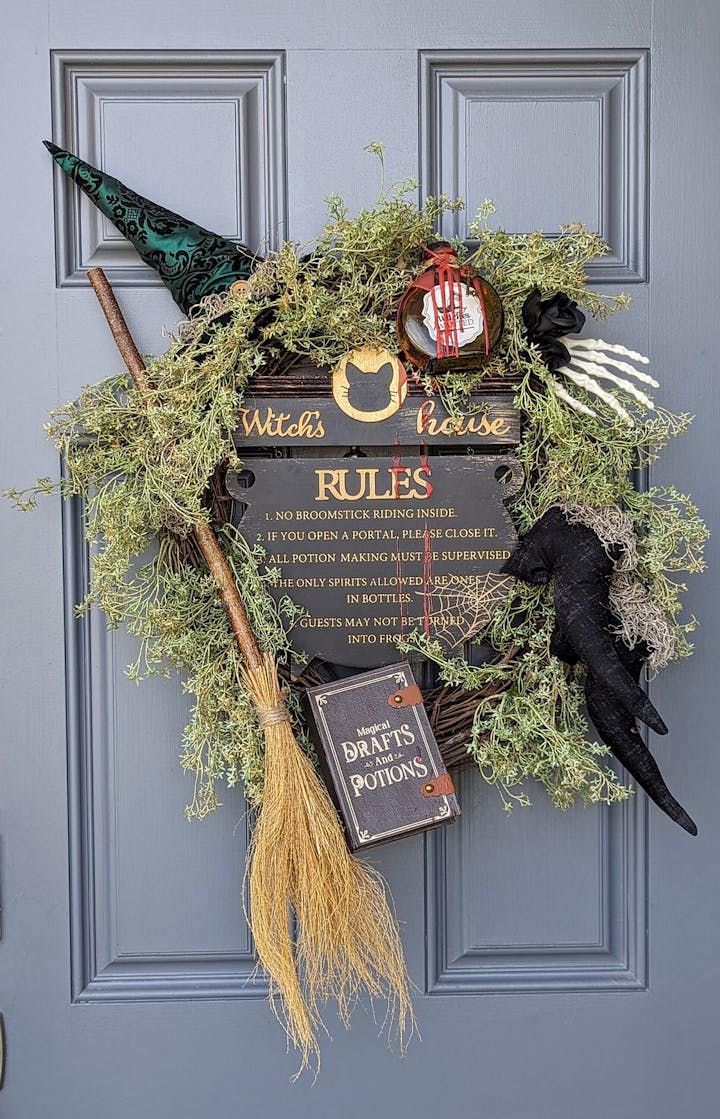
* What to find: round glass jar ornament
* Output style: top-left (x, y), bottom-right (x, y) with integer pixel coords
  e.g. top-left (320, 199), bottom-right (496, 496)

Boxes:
top-left (396, 242), bottom-right (503, 369)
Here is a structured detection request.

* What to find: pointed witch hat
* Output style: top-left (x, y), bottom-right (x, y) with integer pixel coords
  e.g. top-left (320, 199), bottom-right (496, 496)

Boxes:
top-left (44, 141), bottom-right (259, 314)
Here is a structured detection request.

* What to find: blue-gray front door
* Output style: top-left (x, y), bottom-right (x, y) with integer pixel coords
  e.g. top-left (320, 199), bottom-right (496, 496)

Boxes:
top-left (1, 3), bottom-right (718, 1116)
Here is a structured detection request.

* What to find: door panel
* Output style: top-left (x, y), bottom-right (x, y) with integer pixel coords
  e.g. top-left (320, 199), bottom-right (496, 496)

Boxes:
top-left (2, 2), bottom-right (718, 1116)
top-left (64, 509), bottom-right (260, 1001)
top-left (427, 765), bottom-right (646, 993)
top-left (50, 51), bottom-right (287, 286)
top-left (420, 48), bottom-right (648, 282)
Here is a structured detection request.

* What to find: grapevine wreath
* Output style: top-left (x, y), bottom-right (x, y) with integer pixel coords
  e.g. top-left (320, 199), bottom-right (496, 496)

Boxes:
top-left (8, 142), bottom-right (707, 1069)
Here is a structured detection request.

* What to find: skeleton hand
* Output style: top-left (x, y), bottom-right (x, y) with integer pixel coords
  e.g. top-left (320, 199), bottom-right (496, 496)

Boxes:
top-left (522, 288), bottom-right (658, 424)
top-left (554, 337), bottom-right (659, 425)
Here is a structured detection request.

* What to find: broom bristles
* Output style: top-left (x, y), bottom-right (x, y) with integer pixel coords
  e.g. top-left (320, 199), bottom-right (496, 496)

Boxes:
top-left (241, 654), bottom-right (413, 1072)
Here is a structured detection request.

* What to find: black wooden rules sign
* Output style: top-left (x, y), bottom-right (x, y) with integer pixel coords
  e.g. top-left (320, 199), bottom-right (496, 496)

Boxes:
top-left (228, 348), bottom-right (522, 668)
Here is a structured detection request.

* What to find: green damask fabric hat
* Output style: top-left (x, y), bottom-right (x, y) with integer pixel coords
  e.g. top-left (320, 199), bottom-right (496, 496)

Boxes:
top-left (44, 141), bottom-right (259, 314)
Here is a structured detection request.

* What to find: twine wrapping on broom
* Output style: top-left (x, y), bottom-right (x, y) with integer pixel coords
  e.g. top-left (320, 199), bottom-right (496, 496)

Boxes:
top-left (86, 267), bottom-right (412, 1071)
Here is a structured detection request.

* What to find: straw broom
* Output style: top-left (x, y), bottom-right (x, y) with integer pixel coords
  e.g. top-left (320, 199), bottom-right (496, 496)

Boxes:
top-left (85, 267), bottom-right (412, 1069)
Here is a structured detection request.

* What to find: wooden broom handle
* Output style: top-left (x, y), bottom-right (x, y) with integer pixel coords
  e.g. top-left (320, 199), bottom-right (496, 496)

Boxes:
top-left (87, 267), bottom-right (264, 671)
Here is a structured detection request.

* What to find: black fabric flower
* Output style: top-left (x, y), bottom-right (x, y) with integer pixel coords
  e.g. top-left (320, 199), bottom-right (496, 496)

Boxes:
top-left (522, 287), bottom-right (586, 372)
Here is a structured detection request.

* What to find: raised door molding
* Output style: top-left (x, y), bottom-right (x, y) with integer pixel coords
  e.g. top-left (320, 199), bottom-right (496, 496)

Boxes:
top-left (425, 764), bottom-right (648, 993)
top-left (419, 49), bottom-right (649, 282)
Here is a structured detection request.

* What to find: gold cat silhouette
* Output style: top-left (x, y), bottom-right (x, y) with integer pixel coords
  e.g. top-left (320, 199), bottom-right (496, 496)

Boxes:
top-left (332, 345), bottom-right (407, 422)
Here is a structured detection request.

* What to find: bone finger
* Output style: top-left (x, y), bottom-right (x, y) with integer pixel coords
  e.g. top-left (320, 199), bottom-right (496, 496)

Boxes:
top-left (565, 344), bottom-right (659, 387)
top-left (552, 380), bottom-right (598, 417)
top-left (567, 361), bottom-right (655, 409)
top-left (559, 367), bottom-right (634, 425)
top-left (567, 338), bottom-right (650, 364)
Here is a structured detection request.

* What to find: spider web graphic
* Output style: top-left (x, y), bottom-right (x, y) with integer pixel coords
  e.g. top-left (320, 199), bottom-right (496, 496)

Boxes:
top-left (419, 572), bottom-right (515, 650)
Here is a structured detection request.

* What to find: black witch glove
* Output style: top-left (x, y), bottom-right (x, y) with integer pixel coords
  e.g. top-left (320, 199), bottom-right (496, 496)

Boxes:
top-left (501, 507), bottom-right (666, 734)
top-left (502, 508), bottom-right (697, 833)
top-left (585, 636), bottom-right (697, 834)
